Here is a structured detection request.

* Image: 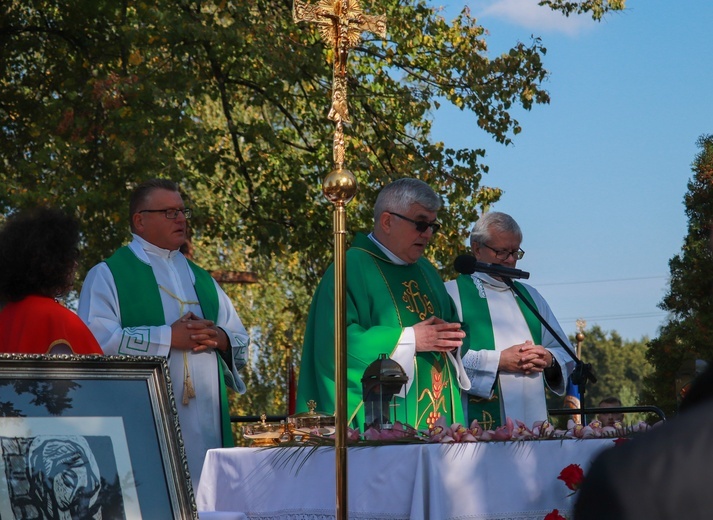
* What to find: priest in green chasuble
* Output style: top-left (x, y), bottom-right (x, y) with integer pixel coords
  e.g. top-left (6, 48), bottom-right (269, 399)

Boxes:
top-left (297, 178), bottom-right (471, 431)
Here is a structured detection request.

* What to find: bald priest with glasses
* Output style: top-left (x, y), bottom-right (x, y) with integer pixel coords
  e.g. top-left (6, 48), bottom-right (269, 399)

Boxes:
top-left (297, 178), bottom-right (471, 431)
top-left (78, 178), bottom-right (249, 488)
top-left (445, 212), bottom-right (573, 430)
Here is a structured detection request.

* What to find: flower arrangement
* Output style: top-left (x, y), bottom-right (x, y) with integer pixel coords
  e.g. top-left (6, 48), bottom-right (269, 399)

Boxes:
top-left (421, 416), bottom-right (651, 443)
top-left (298, 416), bottom-right (652, 444)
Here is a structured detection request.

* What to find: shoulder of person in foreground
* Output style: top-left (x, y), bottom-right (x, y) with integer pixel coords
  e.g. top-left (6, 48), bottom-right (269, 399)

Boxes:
top-left (574, 397), bottom-right (713, 520)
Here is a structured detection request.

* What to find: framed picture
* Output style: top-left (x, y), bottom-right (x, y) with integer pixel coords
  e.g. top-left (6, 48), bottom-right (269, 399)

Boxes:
top-left (0, 354), bottom-right (197, 520)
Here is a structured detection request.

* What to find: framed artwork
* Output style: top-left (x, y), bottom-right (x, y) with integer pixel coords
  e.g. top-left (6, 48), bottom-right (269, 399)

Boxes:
top-left (0, 354), bottom-right (197, 520)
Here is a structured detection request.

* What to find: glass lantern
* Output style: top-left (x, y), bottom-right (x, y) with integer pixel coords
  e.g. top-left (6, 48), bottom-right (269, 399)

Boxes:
top-left (361, 353), bottom-right (408, 431)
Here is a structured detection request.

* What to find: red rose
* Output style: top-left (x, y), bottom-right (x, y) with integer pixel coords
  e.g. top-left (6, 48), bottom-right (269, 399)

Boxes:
top-left (557, 463), bottom-right (584, 491)
top-left (544, 509), bottom-right (567, 520)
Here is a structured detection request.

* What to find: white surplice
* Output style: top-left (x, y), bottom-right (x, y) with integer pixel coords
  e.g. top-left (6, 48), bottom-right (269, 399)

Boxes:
top-left (78, 235), bottom-right (249, 488)
top-left (446, 274), bottom-right (574, 426)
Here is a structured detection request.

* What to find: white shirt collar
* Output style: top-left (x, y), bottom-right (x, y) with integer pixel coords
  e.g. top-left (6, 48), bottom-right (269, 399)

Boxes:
top-left (367, 232), bottom-right (408, 265)
top-left (474, 272), bottom-right (511, 292)
top-left (131, 233), bottom-right (182, 260)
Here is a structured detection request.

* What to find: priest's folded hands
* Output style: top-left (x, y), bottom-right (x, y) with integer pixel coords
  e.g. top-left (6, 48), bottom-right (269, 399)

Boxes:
top-left (413, 315), bottom-right (466, 352)
top-left (499, 340), bottom-right (553, 375)
top-left (170, 311), bottom-right (228, 352)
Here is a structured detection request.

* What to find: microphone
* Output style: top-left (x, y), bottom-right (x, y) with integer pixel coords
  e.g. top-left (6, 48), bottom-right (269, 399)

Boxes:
top-left (453, 254), bottom-right (530, 280)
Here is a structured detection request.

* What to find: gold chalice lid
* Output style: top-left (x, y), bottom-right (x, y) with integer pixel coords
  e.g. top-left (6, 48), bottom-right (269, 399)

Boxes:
top-left (288, 400), bottom-right (336, 436)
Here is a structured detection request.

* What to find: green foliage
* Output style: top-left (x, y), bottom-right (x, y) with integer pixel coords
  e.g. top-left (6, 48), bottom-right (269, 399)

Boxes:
top-left (575, 325), bottom-right (651, 409)
top-left (0, 0), bottom-right (619, 419)
top-left (539, 0), bottom-right (626, 20)
top-left (546, 324), bottom-right (652, 425)
top-left (643, 135), bottom-right (713, 417)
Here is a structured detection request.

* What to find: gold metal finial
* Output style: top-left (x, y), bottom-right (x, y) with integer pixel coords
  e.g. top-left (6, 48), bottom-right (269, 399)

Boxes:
top-left (575, 318), bottom-right (586, 358)
top-left (576, 318), bottom-right (587, 333)
top-left (575, 318), bottom-right (586, 342)
top-left (294, 0), bottom-right (386, 171)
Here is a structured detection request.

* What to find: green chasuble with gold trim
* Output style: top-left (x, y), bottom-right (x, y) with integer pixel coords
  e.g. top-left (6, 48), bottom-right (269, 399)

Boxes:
top-left (296, 233), bottom-right (465, 431)
top-left (455, 274), bottom-right (542, 429)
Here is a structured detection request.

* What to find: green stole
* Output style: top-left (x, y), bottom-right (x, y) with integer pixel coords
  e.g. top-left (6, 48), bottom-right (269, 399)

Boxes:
top-left (352, 249), bottom-right (462, 430)
top-left (456, 274), bottom-right (541, 429)
top-left (105, 246), bottom-right (234, 447)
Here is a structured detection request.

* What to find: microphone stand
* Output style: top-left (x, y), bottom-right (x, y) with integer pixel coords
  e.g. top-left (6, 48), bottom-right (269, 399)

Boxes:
top-left (499, 276), bottom-right (597, 424)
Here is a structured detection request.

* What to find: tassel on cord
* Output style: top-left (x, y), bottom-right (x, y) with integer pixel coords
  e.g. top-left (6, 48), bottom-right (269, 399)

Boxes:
top-left (157, 286), bottom-right (200, 406)
top-left (182, 352), bottom-right (196, 405)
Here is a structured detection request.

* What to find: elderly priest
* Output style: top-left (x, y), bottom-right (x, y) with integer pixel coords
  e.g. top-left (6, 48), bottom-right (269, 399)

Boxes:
top-left (296, 178), bottom-right (471, 431)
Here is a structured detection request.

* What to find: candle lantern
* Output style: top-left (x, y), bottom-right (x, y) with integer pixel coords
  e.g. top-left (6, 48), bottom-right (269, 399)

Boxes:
top-left (361, 353), bottom-right (408, 430)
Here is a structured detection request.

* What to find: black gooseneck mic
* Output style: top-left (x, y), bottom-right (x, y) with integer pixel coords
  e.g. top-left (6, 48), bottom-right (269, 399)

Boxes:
top-left (453, 254), bottom-right (530, 280)
top-left (452, 252), bottom-right (598, 422)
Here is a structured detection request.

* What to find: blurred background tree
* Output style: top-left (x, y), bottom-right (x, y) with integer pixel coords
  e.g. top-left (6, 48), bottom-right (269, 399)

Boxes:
top-left (546, 324), bottom-right (652, 426)
top-left (642, 134), bottom-right (713, 418)
top-left (0, 0), bottom-right (625, 431)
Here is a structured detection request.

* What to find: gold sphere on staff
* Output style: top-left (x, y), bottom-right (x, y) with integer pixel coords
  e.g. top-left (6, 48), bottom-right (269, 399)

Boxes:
top-left (323, 167), bottom-right (358, 205)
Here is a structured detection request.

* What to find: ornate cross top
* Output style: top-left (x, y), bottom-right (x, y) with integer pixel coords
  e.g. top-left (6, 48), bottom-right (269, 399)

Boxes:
top-left (294, 0), bottom-right (386, 170)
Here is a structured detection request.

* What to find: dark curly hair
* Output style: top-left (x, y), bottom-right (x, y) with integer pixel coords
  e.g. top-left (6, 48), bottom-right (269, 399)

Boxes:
top-left (0, 207), bottom-right (81, 302)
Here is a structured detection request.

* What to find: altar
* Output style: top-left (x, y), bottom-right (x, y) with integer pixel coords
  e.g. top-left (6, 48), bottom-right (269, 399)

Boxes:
top-left (196, 439), bottom-right (614, 520)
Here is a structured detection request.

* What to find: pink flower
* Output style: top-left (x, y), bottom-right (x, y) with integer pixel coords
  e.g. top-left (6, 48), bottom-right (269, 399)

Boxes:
top-left (460, 432), bottom-right (478, 442)
top-left (532, 420), bottom-right (554, 438)
top-left (468, 419), bottom-right (484, 438)
top-left (589, 419), bottom-right (603, 429)
top-left (362, 426), bottom-right (381, 441)
top-left (479, 430), bottom-right (494, 441)
top-left (511, 419), bottom-right (535, 440)
top-left (566, 423), bottom-right (596, 439)
top-left (450, 423), bottom-right (468, 442)
top-left (490, 424), bottom-right (513, 441)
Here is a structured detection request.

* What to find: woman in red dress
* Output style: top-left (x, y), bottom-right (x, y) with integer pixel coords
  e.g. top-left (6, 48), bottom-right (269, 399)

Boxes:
top-left (0, 207), bottom-right (102, 354)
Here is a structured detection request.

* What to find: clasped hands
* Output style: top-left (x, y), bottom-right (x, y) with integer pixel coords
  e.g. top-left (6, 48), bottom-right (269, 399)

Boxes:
top-left (170, 311), bottom-right (228, 353)
top-left (499, 340), bottom-right (553, 375)
top-left (413, 316), bottom-right (465, 353)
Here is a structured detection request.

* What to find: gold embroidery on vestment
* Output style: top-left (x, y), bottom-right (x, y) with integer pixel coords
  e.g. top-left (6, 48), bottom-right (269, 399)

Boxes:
top-left (401, 280), bottom-right (434, 320)
top-left (417, 356), bottom-right (451, 428)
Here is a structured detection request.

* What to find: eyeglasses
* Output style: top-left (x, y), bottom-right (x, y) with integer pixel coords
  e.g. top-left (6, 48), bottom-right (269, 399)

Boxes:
top-left (388, 212), bottom-right (441, 234)
top-left (480, 242), bottom-right (525, 260)
top-left (139, 208), bottom-right (192, 219)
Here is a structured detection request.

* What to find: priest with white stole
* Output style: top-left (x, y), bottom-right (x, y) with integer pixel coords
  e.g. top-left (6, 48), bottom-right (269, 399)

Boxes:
top-left (297, 178), bottom-right (471, 431)
top-left (78, 178), bottom-right (249, 489)
top-left (445, 212), bottom-right (573, 429)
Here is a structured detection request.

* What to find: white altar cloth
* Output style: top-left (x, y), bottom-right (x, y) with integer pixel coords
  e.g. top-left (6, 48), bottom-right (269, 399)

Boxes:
top-left (197, 439), bottom-right (614, 520)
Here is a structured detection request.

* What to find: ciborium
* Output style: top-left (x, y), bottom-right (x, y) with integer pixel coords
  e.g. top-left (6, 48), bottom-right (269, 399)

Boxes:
top-left (288, 400), bottom-right (336, 441)
top-left (242, 414), bottom-right (290, 447)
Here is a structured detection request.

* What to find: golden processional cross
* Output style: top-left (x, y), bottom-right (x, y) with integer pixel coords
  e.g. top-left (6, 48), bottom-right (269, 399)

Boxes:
top-left (293, 2), bottom-right (386, 519)
top-left (294, 0), bottom-right (386, 169)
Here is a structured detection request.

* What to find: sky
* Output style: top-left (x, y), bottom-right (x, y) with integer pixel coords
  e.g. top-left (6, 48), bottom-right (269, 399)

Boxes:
top-left (430, 0), bottom-right (713, 341)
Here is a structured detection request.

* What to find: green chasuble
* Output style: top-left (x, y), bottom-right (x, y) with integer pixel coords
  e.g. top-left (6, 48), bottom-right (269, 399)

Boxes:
top-left (455, 274), bottom-right (541, 429)
top-left (296, 233), bottom-right (466, 431)
top-left (105, 246), bottom-right (234, 448)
